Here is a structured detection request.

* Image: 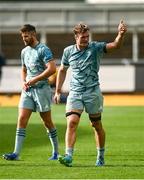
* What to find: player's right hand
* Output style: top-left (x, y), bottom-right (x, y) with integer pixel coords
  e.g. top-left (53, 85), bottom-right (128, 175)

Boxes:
top-left (54, 92), bottom-right (61, 104)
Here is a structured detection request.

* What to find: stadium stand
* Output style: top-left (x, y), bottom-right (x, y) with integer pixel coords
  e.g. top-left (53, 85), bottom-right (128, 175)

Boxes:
top-left (0, 1), bottom-right (144, 93)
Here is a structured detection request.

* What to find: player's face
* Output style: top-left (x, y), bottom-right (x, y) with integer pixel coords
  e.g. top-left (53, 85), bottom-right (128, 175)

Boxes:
top-left (21, 32), bottom-right (35, 46)
top-left (76, 31), bottom-right (89, 49)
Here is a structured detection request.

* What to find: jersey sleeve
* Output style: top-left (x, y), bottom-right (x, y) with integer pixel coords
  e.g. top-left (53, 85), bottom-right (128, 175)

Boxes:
top-left (61, 47), bottom-right (70, 68)
top-left (40, 46), bottom-right (53, 64)
top-left (92, 41), bottom-right (107, 59)
top-left (97, 42), bottom-right (107, 54)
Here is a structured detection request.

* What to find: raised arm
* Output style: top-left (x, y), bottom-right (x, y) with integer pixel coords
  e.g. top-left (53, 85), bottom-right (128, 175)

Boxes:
top-left (106, 20), bottom-right (127, 52)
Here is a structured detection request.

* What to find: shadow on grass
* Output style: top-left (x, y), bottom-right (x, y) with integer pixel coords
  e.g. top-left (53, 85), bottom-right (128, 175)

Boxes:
top-left (0, 123), bottom-right (64, 152)
top-left (1, 162), bottom-right (144, 168)
top-left (101, 164), bottom-right (144, 168)
top-left (0, 162), bottom-right (56, 167)
top-left (0, 122), bottom-right (94, 153)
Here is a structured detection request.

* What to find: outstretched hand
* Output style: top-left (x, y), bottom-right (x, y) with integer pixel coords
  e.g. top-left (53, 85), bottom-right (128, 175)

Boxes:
top-left (118, 20), bottom-right (127, 35)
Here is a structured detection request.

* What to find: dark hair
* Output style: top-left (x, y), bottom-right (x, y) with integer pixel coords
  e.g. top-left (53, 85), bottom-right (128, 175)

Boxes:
top-left (73, 22), bottom-right (89, 35)
top-left (20, 24), bottom-right (36, 33)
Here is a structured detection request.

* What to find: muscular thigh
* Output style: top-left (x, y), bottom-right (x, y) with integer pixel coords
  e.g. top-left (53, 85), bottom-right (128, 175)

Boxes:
top-left (19, 90), bottom-right (36, 111)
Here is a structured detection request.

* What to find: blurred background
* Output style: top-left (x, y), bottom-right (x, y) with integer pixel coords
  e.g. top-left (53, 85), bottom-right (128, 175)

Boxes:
top-left (0, 0), bottom-right (144, 95)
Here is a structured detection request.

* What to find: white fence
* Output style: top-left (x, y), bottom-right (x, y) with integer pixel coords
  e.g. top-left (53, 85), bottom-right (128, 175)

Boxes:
top-left (0, 65), bottom-right (135, 93)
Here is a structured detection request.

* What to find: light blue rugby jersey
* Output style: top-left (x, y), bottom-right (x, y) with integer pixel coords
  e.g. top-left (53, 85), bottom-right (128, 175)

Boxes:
top-left (61, 41), bottom-right (107, 92)
top-left (21, 43), bottom-right (53, 86)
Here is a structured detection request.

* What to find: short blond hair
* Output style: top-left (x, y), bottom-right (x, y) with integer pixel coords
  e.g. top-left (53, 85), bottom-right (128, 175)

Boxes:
top-left (73, 22), bottom-right (89, 35)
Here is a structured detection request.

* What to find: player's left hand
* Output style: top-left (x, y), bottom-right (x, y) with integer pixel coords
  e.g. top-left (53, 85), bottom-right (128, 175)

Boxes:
top-left (26, 78), bottom-right (37, 86)
top-left (118, 20), bottom-right (127, 35)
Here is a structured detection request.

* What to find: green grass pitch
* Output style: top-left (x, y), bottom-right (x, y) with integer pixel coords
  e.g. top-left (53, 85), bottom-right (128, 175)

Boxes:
top-left (0, 105), bottom-right (144, 179)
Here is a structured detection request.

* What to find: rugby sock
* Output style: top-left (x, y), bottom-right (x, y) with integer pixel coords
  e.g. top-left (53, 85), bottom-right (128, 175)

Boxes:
top-left (13, 128), bottom-right (26, 155)
top-left (47, 128), bottom-right (58, 154)
top-left (66, 147), bottom-right (74, 157)
top-left (97, 147), bottom-right (105, 159)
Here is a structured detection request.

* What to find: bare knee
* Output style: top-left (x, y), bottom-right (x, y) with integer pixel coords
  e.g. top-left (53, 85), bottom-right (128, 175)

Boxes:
top-left (89, 113), bottom-right (103, 131)
top-left (68, 120), bottom-right (79, 130)
top-left (67, 116), bottom-right (80, 132)
top-left (92, 121), bottom-right (103, 132)
top-left (66, 111), bottom-right (81, 131)
top-left (40, 111), bottom-right (54, 129)
top-left (17, 109), bottom-right (32, 128)
top-left (17, 115), bottom-right (28, 128)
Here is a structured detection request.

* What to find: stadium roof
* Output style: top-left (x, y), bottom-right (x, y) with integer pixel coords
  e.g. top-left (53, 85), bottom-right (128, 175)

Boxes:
top-left (86, 0), bottom-right (144, 3)
top-left (0, 0), bottom-right (84, 2)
